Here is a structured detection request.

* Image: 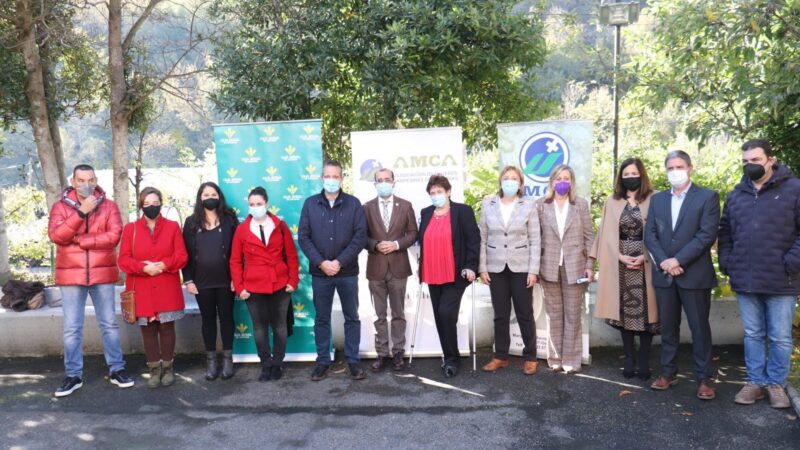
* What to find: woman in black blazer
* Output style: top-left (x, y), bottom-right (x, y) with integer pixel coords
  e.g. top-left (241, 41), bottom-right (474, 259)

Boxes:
top-left (182, 182), bottom-right (239, 381)
top-left (418, 174), bottom-right (480, 378)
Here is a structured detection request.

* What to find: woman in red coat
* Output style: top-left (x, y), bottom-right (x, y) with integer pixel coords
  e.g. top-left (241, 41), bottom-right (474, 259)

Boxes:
top-left (118, 187), bottom-right (188, 388)
top-left (230, 186), bottom-right (299, 382)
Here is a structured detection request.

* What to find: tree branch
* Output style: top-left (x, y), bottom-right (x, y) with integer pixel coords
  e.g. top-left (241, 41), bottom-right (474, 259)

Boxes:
top-left (122, 0), bottom-right (163, 52)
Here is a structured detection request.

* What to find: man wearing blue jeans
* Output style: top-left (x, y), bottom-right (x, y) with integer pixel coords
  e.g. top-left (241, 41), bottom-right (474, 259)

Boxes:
top-left (48, 165), bottom-right (133, 397)
top-left (719, 139), bottom-right (800, 408)
top-left (299, 160), bottom-right (368, 381)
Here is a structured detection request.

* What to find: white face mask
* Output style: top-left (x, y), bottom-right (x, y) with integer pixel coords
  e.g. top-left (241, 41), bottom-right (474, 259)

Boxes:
top-left (667, 169), bottom-right (689, 188)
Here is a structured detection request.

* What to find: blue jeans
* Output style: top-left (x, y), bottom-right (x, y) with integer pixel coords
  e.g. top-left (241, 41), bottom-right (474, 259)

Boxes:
top-left (312, 276), bottom-right (360, 364)
top-left (61, 284), bottom-right (126, 377)
top-left (736, 293), bottom-right (797, 387)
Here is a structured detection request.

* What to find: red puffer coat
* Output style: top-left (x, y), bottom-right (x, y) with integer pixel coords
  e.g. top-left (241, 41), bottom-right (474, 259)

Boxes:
top-left (230, 214), bottom-right (299, 295)
top-left (48, 187), bottom-right (122, 286)
top-left (118, 216), bottom-right (188, 318)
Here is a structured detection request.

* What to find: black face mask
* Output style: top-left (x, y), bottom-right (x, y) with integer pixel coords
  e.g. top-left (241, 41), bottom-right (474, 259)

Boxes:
top-left (142, 205), bottom-right (161, 220)
top-left (202, 198), bottom-right (220, 211)
top-left (621, 176), bottom-right (641, 191)
top-left (744, 163), bottom-right (767, 181)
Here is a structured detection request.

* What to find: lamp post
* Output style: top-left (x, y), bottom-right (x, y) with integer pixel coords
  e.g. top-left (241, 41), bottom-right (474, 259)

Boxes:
top-left (599, 1), bottom-right (639, 180)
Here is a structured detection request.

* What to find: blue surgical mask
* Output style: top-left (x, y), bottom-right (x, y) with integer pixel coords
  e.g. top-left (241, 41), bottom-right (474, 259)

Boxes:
top-left (323, 178), bottom-right (340, 194)
top-left (249, 205), bottom-right (267, 219)
top-left (430, 194), bottom-right (447, 208)
top-left (375, 182), bottom-right (393, 198)
top-left (501, 180), bottom-right (519, 197)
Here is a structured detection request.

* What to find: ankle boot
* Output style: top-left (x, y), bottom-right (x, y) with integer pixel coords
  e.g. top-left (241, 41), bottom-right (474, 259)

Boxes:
top-left (258, 362), bottom-right (271, 382)
top-left (161, 359), bottom-right (174, 386)
top-left (205, 351), bottom-right (220, 381)
top-left (221, 350), bottom-right (234, 380)
top-left (146, 361), bottom-right (162, 389)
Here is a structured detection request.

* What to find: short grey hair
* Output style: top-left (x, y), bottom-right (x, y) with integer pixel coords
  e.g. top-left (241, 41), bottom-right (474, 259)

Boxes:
top-left (664, 150), bottom-right (692, 167)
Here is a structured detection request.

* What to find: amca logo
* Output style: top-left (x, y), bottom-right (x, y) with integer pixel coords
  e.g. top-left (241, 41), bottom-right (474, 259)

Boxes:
top-left (519, 132), bottom-right (570, 183)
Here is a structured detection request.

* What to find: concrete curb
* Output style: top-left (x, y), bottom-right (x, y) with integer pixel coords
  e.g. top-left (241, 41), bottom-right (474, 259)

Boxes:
top-left (787, 385), bottom-right (800, 417)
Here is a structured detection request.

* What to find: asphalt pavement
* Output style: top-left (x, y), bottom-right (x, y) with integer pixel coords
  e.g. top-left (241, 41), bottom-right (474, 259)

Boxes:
top-left (1, 345), bottom-right (798, 449)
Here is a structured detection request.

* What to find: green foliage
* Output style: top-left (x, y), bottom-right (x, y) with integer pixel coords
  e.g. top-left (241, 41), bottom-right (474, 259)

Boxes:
top-left (4, 185), bottom-right (50, 269)
top-left (464, 150), bottom-right (500, 218)
top-left (211, 0), bottom-right (552, 164)
top-left (0, 1), bottom-right (104, 128)
top-left (627, 0), bottom-right (800, 171)
top-left (9, 231), bottom-right (50, 268)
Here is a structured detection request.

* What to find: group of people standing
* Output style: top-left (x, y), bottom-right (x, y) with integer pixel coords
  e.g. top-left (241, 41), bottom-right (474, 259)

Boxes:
top-left (46, 138), bottom-right (798, 410)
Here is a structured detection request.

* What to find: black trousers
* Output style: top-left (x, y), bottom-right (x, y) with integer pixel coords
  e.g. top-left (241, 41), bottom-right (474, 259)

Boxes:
top-left (195, 287), bottom-right (235, 352)
top-left (489, 267), bottom-right (536, 360)
top-left (655, 285), bottom-right (713, 381)
top-left (428, 280), bottom-right (468, 366)
top-left (245, 291), bottom-right (291, 367)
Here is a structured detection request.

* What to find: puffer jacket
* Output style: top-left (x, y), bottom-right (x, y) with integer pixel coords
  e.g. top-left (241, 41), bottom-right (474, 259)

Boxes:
top-left (718, 164), bottom-right (800, 295)
top-left (48, 186), bottom-right (122, 286)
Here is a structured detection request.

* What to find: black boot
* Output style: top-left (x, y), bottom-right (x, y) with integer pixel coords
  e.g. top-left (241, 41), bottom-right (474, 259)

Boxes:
top-left (258, 362), bottom-right (271, 382)
top-left (637, 333), bottom-right (653, 381)
top-left (205, 351), bottom-right (219, 381)
top-left (271, 365), bottom-right (283, 380)
top-left (621, 330), bottom-right (636, 379)
top-left (221, 350), bottom-right (234, 380)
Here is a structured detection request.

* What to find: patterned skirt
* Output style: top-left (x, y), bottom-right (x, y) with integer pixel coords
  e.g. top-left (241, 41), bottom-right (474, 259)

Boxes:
top-left (606, 239), bottom-right (660, 334)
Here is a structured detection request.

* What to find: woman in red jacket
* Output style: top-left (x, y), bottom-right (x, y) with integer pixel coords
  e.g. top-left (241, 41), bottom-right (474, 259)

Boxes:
top-left (118, 187), bottom-right (188, 388)
top-left (230, 186), bottom-right (299, 381)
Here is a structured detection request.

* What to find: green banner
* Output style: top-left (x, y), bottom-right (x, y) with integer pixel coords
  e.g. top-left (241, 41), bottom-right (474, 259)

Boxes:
top-left (213, 119), bottom-right (323, 362)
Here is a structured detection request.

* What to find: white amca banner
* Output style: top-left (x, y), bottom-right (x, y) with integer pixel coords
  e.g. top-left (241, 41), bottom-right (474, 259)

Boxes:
top-left (350, 127), bottom-right (470, 358)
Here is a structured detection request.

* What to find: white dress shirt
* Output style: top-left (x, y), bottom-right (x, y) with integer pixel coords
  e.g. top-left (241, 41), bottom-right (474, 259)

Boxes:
top-left (250, 217), bottom-right (274, 243)
top-left (378, 195), bottom-right (399, 249)
top-left (670, 182), bottom-right (692, 230)
top-left (555, 200), bottom-right (570, 265)
top-left (499, 200), bottom-right (514, 228)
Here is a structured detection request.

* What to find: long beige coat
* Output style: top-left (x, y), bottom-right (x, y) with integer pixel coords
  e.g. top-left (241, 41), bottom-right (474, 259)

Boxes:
top-left (589, 194), bottom-right (658, 324)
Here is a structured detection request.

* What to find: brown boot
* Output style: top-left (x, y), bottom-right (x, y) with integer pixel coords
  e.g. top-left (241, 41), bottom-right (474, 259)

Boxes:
top-left (161, 360), bottom-right (174, 387)
top-left (522, 360), bottom-right (539, 375)
top-left (146, 361), bottom-right (162, 389)
top-left (481, 358), bottom-right (509, 372)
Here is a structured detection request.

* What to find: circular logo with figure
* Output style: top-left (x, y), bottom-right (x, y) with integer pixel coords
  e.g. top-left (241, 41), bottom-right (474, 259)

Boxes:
top-left (519, 132), bottom-right (570, 183)
top-left (360, 159), bottom-right (383, 181)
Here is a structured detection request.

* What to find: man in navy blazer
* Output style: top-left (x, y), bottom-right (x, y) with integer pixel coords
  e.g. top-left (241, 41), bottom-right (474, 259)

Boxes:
top-left (644, 150), bottom-right (720, 400)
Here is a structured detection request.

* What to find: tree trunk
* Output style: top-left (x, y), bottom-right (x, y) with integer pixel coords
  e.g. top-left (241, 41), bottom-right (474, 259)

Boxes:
top-left (0, 190), bottom-right (10, 285)
top-left (15, 0), bottom-right (61, 208)
top-left (108, 0), bottom-right (130, 222)
top-left (39, 38), bottom-right (67, 186)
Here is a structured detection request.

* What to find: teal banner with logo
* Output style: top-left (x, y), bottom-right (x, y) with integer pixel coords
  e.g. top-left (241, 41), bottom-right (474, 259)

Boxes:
top-left (497, 119), bottom-right (593, 363)
top-left (213, 119), bottom-right (323, 362)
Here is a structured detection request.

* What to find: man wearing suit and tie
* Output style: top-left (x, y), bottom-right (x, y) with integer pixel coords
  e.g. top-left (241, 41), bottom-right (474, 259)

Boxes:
top-left (644, 150), bottom-right (720, 400)
top-left (363, 168), bottom-right (419, 372)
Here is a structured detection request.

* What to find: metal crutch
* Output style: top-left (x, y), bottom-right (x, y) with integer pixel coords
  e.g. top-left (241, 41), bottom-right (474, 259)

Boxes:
top-left (408, 282), bottom-right (424, 367)
top-left (471, 281), bottom-right (477, 372)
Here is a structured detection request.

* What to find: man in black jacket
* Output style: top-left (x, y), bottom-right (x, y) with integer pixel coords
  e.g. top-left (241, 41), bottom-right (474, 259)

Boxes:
top-left (719, 139), bottom-right (800, 409)
top-left (298, 160), bottom-right (368, 381)
top-left (644, 150), bottom-right (720, 400)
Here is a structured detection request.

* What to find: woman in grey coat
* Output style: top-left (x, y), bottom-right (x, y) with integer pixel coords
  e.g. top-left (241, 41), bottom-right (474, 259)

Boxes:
top-left (479, 165), bottom-right (541, 375)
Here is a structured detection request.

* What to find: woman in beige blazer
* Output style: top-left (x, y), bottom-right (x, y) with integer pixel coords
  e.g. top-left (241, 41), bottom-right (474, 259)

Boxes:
top-left (536, 164), bottom-right (594, 373)
top-left (479, 166), bottom-right (541, 376)
top-left (589, 158), bottom-right (660, 380)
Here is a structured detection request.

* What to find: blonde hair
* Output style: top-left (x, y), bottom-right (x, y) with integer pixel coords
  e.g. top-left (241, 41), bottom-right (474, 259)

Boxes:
top-left (498, 165), bottom-right (524, 197)
top-left (543, 164), bottom-right (576, 204)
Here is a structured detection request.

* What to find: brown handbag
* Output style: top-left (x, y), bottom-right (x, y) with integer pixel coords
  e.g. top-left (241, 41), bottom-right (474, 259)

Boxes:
top-left (120, 223), bottom-right (137, 324)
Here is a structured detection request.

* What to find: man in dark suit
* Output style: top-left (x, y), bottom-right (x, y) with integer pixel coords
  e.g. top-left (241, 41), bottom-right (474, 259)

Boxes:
top-left (363, 168), bottom-right (418, 372)
top-left (644, 150), bottom-right (720, 400)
